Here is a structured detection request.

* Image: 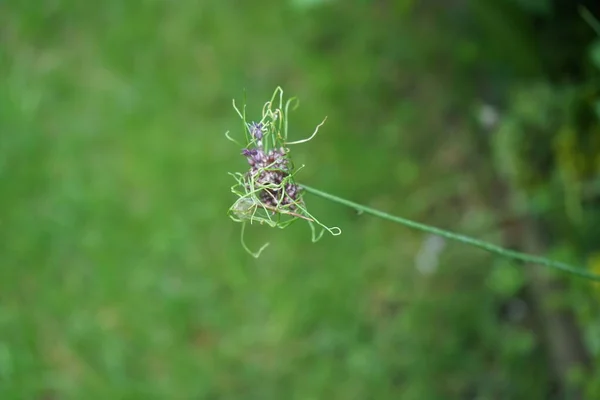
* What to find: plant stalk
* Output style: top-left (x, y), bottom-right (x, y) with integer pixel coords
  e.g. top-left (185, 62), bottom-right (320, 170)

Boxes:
top-left (300, 184), bottom-right (600, 282)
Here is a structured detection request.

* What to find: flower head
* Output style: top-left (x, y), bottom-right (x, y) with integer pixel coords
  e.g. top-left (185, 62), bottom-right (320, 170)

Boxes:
top-left (226, 87), bottom-right (341, 257)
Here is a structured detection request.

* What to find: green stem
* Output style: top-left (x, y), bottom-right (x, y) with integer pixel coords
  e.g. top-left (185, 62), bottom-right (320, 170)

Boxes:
top-left (301, 184), bottom-right (600, 282)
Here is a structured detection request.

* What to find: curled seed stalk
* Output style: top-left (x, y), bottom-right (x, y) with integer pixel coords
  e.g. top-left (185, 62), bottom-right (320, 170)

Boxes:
top-left (227, 87), bottom-right (340, 256)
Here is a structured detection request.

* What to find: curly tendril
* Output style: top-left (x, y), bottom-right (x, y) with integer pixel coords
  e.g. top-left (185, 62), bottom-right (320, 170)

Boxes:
top-left (226, 87), bottom-right (341, 257)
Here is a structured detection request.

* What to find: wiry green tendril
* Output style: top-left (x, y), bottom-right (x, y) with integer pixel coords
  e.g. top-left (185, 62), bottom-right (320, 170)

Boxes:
top-left (226, 87), bottom-right (340, 257)
top-left (226, 87), bottom-right (599, 283)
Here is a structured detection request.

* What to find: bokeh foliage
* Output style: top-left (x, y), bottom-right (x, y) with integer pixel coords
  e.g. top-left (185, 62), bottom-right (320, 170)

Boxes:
top-left (1, 0), bottom-right (599, 399)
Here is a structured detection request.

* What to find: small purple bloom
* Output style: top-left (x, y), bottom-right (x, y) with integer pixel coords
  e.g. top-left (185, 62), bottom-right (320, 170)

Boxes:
top-left (242, 148), bottom-right (262, 166)
top-left (249, 122), bottom-right (264, 140)
top-left (239, 132), bottom-right (301, 213)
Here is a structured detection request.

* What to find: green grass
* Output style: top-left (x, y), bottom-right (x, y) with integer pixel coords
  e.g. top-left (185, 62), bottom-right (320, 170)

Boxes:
top-left (2, 1), bottom-right (590, 399)
top-left (0, 2), bottom-right (414, 398)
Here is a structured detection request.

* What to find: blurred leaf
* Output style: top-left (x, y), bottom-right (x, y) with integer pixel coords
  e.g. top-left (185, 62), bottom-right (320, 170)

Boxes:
top-left (588, 253), bottom-right (600, 298)
top-left (486, 261), bottom-right (525, 297)
top-left (587, 317), bottom-right (600, 356)
top-left (580, 6), bottom-right (600, 36)
top-left (290, 0), bottom-right (332, 9)
top-left (506, 328), bottom-right (536, 355)
top-left (590, 40), bottom-right (600, 69)
top-left (509, 0), bottom-right (552, 15)
top-left (394, 158), bottom-right (419, 186)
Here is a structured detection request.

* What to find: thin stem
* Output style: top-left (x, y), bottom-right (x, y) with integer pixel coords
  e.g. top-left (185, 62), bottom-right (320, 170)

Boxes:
top-left (300, 184), bottom-right (600, 282)
top-left (240, 221), bottom-right (269, 258)
top-left (287, 117), bottom-right (328, 145)
top-left (260, 203), bottom-right (315, 222)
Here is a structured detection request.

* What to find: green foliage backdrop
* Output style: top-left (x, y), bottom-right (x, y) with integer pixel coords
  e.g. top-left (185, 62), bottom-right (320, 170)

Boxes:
top-left (1, 0), bottom-right (599, 399)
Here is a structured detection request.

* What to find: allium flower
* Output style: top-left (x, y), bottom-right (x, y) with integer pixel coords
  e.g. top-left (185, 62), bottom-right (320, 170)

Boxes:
top-left (222, 89), bottom-right (597, 283)
top-left (249, 122), bottom-right (264, 141)
top-left (226, 87), bottom-right (341, 257)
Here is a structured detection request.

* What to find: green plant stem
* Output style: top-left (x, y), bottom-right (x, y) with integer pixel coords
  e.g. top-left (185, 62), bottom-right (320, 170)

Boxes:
top-left (300, 184), bottom-right (600, 282)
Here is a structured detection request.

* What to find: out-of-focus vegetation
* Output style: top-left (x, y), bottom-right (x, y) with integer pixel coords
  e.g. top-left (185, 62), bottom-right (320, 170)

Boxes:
top-left (1, 0), bottom-right (599, 399)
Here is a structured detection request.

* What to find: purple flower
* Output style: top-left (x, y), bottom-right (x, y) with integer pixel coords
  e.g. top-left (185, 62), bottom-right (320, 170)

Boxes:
top-left (240, 133), bottom-right (302, 213)
top-left (242, 148), bottom-right (257, 166)
top-left (249, 122), bottom-right (264, 140)
top-left (241, 148), bottom-right (254, 157)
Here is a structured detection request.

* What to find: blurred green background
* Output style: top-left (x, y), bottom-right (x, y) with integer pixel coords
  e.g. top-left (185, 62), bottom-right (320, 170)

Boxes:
top-left (2, 0), bottom-right (600, 398)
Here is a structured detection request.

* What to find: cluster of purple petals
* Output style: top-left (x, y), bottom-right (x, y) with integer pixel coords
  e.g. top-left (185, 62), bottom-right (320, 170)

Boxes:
top-left (241, 122), bottom-right (302, 211)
